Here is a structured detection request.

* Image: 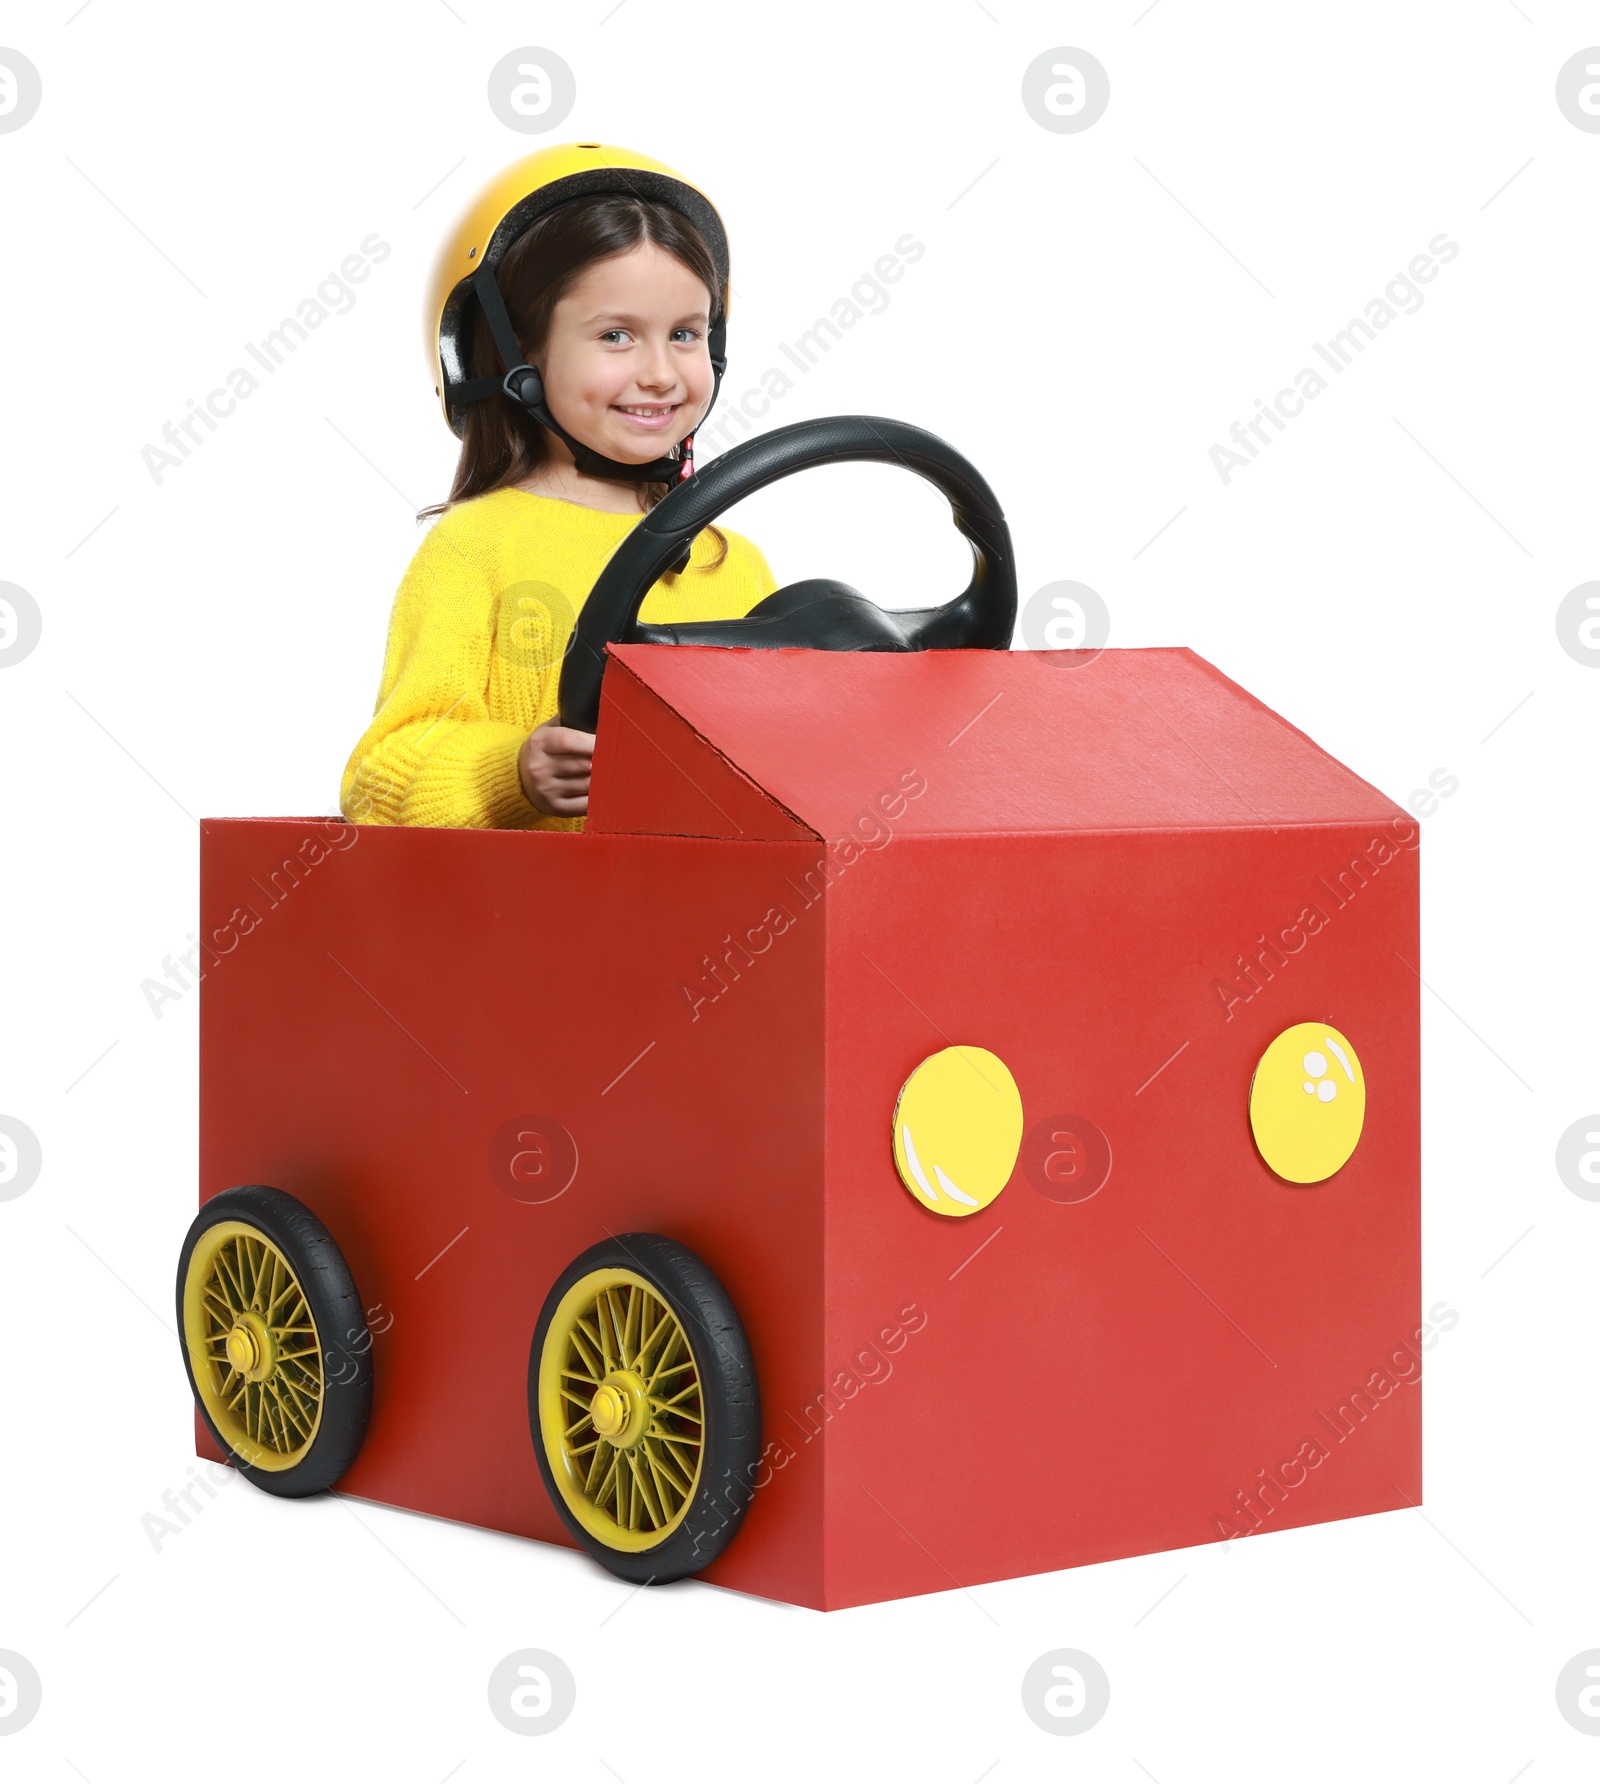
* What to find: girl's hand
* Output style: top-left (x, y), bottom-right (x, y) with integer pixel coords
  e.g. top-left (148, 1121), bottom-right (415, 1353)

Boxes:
top-left (519, 718), bottom-right (595, 817)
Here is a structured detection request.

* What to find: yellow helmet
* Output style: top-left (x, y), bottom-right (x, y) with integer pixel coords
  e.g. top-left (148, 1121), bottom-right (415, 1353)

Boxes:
top-left (425, 142), bottom-right (731, 476)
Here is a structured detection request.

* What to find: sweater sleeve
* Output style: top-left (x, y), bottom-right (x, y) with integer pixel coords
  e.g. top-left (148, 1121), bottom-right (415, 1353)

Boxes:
top-left (340, 519), bottom-right (547, 831)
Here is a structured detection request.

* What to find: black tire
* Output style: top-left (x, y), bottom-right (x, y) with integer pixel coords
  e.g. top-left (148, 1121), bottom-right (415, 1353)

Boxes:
top-left (176, 1184), bottom-right (373, 1498)
top-left (528, 1233), bottom-right (761, 1584)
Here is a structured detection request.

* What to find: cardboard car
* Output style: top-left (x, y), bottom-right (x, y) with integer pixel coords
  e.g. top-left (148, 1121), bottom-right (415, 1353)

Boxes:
top-left (177, 418), bottom-right (1421, 1610)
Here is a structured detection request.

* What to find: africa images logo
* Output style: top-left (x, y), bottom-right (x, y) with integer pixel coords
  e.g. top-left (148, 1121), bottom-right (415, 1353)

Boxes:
top-left (1208, 234), bottom-right (1459, 485)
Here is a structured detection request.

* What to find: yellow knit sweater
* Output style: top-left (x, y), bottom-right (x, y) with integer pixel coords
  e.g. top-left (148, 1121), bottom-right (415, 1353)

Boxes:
top-left (340, 486), bottom-right (777, 830)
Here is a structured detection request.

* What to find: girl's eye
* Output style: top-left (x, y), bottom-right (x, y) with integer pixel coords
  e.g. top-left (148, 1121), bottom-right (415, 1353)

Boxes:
top-left (599, 328), bottom-right (632, 345)
top-left (671, 327), bottom-right (701, 344)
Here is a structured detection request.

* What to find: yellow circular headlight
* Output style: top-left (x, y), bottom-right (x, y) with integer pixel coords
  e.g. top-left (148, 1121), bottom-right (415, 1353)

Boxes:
top-left (892, 1046), bottom-right (1023, 1218)
top-left (1249, 1021), bottom-right (1366, 1183)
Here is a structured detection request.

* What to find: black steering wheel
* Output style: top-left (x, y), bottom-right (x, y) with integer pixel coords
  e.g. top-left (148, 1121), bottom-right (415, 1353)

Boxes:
top-left (556, 415), bottom-right (1016, 733)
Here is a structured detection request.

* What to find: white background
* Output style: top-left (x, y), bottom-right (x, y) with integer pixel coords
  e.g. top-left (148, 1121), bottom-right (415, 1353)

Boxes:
top-left (2, 2), bottom-right (1597, 1778)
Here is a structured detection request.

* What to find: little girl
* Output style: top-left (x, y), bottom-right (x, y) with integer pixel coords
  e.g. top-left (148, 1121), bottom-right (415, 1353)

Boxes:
top-left (340, 144), bottom-right (776, 830)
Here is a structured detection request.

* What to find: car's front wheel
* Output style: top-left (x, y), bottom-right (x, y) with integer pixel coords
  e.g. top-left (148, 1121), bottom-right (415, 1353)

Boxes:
top-left (528, 1233), bottom-right (760, 1583)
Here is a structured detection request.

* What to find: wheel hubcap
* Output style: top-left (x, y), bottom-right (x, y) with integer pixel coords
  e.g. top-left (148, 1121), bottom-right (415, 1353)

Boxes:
top-left (589, 1371), bottom-right (649, 1447)
top-left (224, 1311), bottom-right (274, 1382)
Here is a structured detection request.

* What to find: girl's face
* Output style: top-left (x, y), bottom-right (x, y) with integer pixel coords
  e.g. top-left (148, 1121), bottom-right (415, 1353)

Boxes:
top-left (536, 242), bottom-right (715, 466)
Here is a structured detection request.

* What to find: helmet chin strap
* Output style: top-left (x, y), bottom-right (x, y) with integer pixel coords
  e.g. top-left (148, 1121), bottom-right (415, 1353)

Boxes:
top-left (466, 262), bottom-right (726, 488)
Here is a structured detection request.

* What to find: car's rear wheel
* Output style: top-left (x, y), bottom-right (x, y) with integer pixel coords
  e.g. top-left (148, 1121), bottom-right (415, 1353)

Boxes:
top-left (529, 1234), bottom-right (760, 1583)
top-left (177, 1184), bottom-right (372, 1497)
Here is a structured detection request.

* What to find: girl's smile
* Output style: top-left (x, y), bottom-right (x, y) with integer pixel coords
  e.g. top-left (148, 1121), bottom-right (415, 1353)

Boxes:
top-left (612, 401), bottom-right (681, 431)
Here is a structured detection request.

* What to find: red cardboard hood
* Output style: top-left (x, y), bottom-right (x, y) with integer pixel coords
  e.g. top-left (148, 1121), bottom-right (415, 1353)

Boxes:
top-left (596, 643), bottom-right (1404, 840)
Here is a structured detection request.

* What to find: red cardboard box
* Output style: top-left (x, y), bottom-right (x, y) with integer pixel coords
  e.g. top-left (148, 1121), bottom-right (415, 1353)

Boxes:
top-left (196, 643), bottom-right (1420, 1609)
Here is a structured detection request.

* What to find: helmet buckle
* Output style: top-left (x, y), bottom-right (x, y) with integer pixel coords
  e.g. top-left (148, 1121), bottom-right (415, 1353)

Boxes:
top-left (502, 365), bottom-right (543, 409)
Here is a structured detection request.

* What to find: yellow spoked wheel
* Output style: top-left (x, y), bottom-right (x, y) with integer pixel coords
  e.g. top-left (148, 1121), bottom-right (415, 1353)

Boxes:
top-left (177, 1185), bottom-right (372, 1498)
top-left (540, 1268), bottom-right (704, 1547)
top-left (183, 1221), bottom-right (324, 1469)
top-left (530, 1235), bottom-right (759, 1583)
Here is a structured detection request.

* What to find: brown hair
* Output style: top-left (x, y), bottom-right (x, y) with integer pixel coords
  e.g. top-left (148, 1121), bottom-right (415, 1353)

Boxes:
top-left (419, 194), bottom-right (728, 568)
